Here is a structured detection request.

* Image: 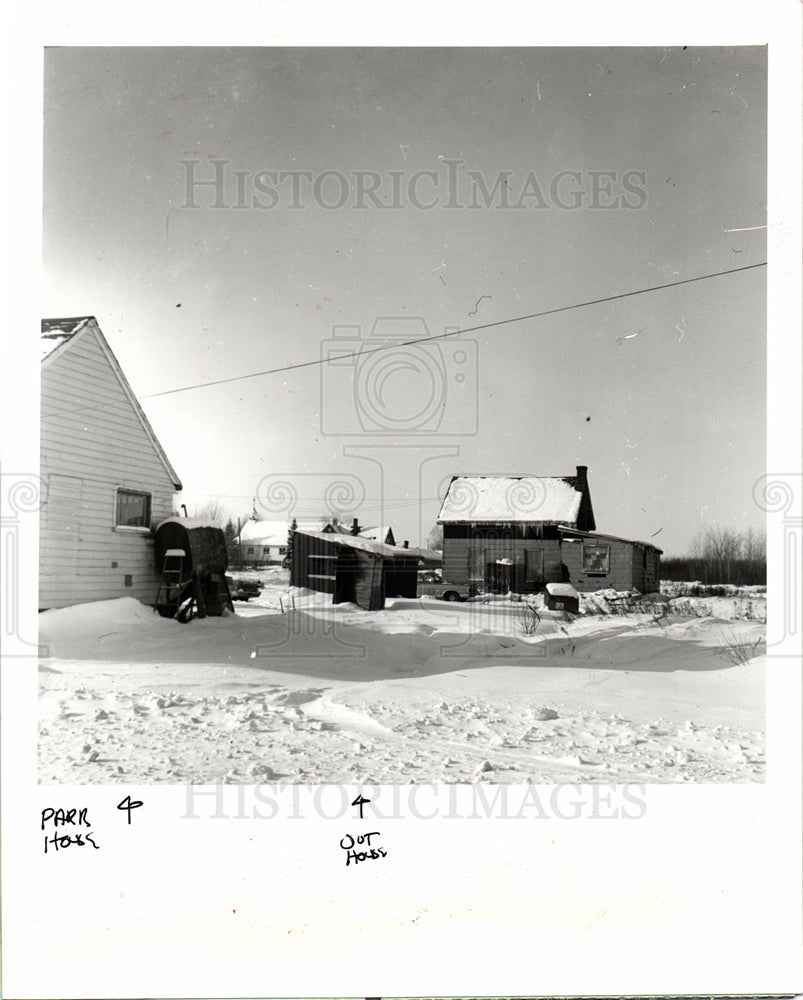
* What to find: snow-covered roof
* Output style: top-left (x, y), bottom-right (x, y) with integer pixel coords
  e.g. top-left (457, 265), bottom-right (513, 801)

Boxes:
top-left (41, 317), bottom-right (183, 491)
top-left (357, 525), bottom-right (395, 544)
top-left (40, 317), bottom-right (93, 360)
top-left (438, 475), bottom-right (583, 524)
top-left (295, 529), bottom-right (434, 562)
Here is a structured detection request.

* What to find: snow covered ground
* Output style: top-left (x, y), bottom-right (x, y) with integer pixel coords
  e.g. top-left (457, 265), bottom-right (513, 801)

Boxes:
top-left (38, 579), bottom-right (766, 785)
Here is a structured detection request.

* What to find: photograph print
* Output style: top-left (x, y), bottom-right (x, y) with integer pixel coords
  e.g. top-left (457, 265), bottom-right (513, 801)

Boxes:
top-left (39, 45), bottom-right (768, 786)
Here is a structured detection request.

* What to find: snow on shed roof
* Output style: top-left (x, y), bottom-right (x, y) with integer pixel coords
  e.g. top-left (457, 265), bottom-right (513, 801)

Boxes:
top-left (295, 529), bottom-right (433, 562)
top-left (438, 475), bottom-right (582, 524)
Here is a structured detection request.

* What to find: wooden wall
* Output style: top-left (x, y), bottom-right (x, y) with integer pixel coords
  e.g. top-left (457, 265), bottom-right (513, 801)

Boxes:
top-left (442, 526), bottom-right (661, 594)
top-left (40, 326), bottom-right (179, 609)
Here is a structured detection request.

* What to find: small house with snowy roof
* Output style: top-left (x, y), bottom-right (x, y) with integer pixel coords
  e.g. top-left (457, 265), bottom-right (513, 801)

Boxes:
top-left (40, 317), bottom-right (183, 609)
top-left (438, 466), bottom-right (660, 594)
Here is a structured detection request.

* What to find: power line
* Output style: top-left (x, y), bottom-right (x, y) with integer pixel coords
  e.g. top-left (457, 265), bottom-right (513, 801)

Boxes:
top-left (139, 262), bottom-right (766, 400)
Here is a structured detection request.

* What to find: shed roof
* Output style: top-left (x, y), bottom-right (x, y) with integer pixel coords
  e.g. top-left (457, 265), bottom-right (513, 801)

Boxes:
top-left (295, 529), bottom-right (432, 562)
top-left (438, 475), bottom-right (583, 524)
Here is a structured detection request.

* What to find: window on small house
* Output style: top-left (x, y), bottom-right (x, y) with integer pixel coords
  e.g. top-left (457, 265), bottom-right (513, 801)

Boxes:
top-left (263, 547), bottom-right (270, 557)
top-left (524, 549), bottom-right (544, 585)
top-left (582, 543), bottom-right (610, 575)
top-left (468, 544), bottom-right (485, 581)
top-left (115, 489), bottom-right (151, 528)
top-left (278, 546), bottom-right (287, 555)
top-left (247, 546), bottom-right (255, 555)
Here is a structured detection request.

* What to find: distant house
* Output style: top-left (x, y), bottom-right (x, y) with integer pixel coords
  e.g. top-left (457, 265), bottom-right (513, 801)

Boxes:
top-left (236, 519), bottom-right (293, 565)
top-left (347, 524), bottom-right (395, 546)
top-left (438, 466), bottom-right (661, 594)
top-left (236, 516), bottom-right (400, 567)
top-left (40, 317), bottom-right (182, 609)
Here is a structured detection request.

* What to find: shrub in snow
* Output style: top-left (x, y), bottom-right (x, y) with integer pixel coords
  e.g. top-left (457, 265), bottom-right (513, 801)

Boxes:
top-left (516, 602), bottom-right (541, 636)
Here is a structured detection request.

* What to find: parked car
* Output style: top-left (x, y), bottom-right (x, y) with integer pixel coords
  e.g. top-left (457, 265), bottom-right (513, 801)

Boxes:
top-left (226, 575), bottom-right (262, 601)
top-left (418, 570), bottom-right (471, 602)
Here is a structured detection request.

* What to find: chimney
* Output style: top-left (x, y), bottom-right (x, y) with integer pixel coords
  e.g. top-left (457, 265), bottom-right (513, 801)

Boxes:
top-left (403, 540), bottom-right (409, 549)
top-left (576, 465), bottom-right (588, 487)
top-left (351, 517), bottom-right (360, 536)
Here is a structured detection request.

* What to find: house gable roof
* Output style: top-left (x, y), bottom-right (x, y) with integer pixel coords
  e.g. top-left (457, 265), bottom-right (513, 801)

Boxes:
top-left (41, 317), bottom-right (183, 491)
top-left (438, 469), bottom-right (595, 530)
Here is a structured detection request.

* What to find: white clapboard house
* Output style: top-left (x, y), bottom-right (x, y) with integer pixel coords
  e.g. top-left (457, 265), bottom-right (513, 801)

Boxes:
top-left (40, 317), bottom-right (183, 609)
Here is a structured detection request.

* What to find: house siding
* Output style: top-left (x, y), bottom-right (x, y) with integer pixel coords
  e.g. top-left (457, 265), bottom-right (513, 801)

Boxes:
top-left (40, 324), bottom-right (179, 609)
top-left (443, 535), bottom-right (564, 592)
top-left (562, 537), bottom-right (633, 592)
top-left (443, 526), bottom-right (661, 595)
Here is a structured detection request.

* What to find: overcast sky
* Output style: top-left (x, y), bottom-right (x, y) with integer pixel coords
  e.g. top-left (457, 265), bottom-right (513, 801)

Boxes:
top-left (42, 46), bottom-right (766, 552)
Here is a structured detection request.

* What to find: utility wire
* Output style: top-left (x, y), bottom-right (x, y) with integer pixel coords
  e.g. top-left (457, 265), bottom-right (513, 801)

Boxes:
top-left (139, 262), bottom-right (766, 400)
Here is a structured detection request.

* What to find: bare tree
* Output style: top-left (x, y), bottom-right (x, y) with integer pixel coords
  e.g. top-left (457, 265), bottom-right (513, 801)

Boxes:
top-left (427, 523), bottom-right (444, 551)
top-left (191, 498), bottom-right (230, 525)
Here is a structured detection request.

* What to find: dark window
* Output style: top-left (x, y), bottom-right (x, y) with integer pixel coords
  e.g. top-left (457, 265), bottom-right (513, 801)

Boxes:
top-left (524, 549), bottom-right (544, 585)
top-left (582, 543), bottom-right (610, 574)
top-left (115, 489), bottom-right (151, 528)
top-left (468, 544), bottom-right (485, 581)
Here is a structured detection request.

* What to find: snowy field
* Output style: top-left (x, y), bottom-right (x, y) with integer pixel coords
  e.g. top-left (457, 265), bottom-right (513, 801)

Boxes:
top-left (38, 575), bottom-right (766, 785)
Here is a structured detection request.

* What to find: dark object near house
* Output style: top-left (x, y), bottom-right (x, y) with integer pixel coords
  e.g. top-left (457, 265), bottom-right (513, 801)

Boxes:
top-left (545, 582), bottom-right (580, 614)
top-left (226, 576), bottom-right (261, 601)
top-left (153, 518), bottom-right (234, 620)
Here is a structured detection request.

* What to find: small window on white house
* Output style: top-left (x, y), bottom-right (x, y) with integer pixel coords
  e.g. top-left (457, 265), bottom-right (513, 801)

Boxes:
top-left (247, 546), bottom-right (255, 555)
top-left (278, 546), bottom-right (287, 555)
top-left (582, 543), bottom-right (610, 575)
top-left (263, 547), bottom-right (270, 557)
top-left (115, 489), bottom-right (151, 528)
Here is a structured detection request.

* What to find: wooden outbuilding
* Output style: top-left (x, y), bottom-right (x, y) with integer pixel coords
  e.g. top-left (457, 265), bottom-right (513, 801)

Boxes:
top-left (289, 529), bottom-right (423, 610)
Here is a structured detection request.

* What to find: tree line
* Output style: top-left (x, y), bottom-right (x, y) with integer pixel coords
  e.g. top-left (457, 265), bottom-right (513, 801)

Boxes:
top-left (661, 526), bottom-right (766, 586)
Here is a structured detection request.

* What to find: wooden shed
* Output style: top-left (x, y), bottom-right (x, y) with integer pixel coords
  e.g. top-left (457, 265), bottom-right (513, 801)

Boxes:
top-left (289, 530), bottom-right (421, 610)
top-left (39, 317), bottom-right (182, 610)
